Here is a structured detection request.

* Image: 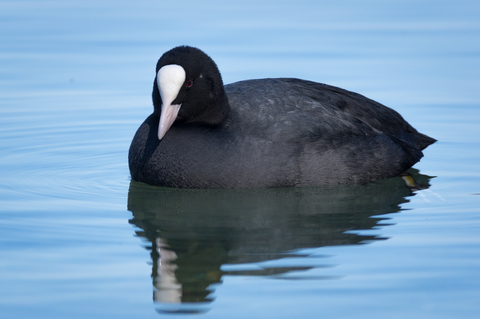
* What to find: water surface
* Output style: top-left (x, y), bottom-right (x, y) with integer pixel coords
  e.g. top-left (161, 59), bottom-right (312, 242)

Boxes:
top-left (1, 1), bottom-right (480, 318)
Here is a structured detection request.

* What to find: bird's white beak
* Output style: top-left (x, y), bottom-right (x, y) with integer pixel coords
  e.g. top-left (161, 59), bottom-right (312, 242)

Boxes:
top-left (157, 64), bottom-right (186, 140)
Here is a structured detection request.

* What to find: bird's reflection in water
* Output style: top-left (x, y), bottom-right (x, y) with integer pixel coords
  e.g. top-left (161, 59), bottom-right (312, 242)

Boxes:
top-left (127, 169), bottom-right (433, 314)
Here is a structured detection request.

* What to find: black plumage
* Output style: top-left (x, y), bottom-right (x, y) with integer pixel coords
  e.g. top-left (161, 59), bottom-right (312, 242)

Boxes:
top-left (129, 46), bottom-right (435, 188)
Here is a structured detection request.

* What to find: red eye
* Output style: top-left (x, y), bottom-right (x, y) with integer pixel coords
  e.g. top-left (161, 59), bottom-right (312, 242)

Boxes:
top-left (186, 80), bottom-right (193, 88)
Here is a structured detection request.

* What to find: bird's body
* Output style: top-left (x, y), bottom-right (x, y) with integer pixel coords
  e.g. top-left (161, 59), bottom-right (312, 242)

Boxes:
top-left (129, 46), bottom-right (435, 189)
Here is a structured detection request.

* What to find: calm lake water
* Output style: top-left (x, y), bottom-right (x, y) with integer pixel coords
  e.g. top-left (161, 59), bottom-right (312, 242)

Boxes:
top-left (1, 0), bottom-right (480, 318)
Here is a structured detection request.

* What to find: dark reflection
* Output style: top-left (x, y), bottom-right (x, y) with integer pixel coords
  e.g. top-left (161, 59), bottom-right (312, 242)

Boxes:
top-left (127, 169), bottom-right (433, 314)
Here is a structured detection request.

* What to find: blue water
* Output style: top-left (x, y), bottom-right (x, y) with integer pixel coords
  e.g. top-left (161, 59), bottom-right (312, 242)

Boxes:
top-left (1, 0), bottom-right (480, 318)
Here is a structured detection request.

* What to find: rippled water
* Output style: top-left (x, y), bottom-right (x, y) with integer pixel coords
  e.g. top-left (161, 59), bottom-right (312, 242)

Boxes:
top-left (1, 1), bottom-right (480, 318)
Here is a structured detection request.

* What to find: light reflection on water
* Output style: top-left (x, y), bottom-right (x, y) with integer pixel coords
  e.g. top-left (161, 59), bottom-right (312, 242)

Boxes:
top-left (127, 171), bottom-right (433, 314)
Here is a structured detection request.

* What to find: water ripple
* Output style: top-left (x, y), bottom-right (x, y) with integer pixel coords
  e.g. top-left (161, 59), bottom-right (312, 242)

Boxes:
top-left (0, 103), bottom-right (141, 206)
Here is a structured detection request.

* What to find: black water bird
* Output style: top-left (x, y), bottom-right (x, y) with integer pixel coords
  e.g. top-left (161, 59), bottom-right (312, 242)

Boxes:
top-left (129, 46), bottom-right (436, 188)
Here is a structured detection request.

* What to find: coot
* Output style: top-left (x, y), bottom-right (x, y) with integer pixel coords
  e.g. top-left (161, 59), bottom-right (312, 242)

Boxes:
top-left (129, 46), bottom-right (435, 189)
